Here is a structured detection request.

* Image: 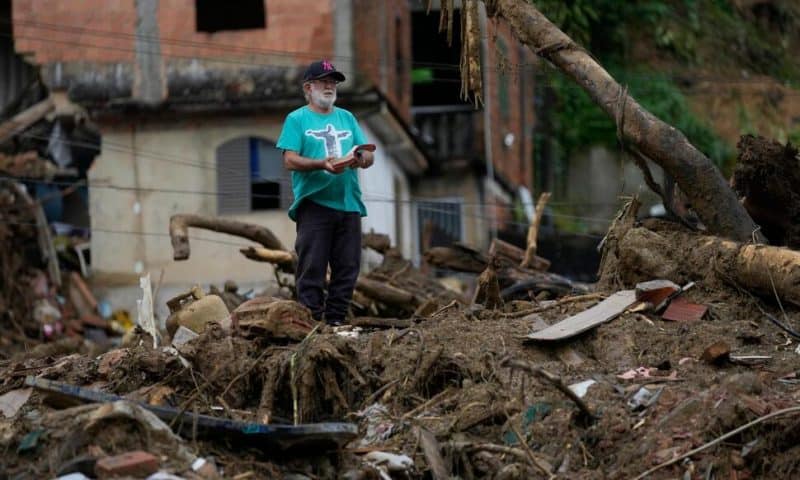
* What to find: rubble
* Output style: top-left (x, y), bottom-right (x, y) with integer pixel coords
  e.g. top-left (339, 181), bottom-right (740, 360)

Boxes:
top-left (3, 269), bottom-right (800, 478)
top-left (732, 135), bottom-right (800, 249)
top-left (3, 185), bottom-right (800, 478)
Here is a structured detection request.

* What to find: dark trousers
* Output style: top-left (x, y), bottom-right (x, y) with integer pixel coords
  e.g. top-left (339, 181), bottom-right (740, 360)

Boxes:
top-left (295, 200), bottom-right (362, 324)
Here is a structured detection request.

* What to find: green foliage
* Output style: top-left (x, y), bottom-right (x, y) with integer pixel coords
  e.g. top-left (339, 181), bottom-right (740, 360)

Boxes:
top-left (531, 0), bottom-right (599, 46)
top-left (530, 0), bottom-right (800, 181)
top-left (787, 128), bottom-right (800, 147)
top-left (546, 67), bottom-right (734, 168)
top-left (532, 0), bottom-right (800, 81)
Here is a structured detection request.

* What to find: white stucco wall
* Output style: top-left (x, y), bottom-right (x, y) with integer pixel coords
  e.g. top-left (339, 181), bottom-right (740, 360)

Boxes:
top-left (87, 115), bottom-right (417, 316)
top-left (413, 173), bottom-right (487, 252)
top-left (359, 124), bottom-right (414, 260)
top-left (566, 146), bottom-right (663, 232)
top-left (88, 115), bottom-right (295, 289)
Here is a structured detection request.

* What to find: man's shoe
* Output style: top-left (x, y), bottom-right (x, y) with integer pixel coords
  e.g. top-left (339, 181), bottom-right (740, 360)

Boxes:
top-left (326, 318), bottom-right (345, 327)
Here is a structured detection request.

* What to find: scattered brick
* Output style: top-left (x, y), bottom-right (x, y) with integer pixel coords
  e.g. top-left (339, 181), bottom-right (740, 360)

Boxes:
top-left (95, 450), bottom-right (158, 478)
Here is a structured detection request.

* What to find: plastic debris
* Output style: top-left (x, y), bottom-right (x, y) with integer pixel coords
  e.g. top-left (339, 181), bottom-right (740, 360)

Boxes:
top-left (364, 451), bottom-right (414, 472)
top-left (171, 326), bottom-right (200, 348)
top-left (568, 379), bottom-right (597, 398)
top-left (357, 403), bottom-right (395, 446)
top-left (628, 386), bottom-right (664, 411)
top-left (137, 273), bottom-right (159, 348)
top-left (0, 388), bottom-right (32, 418)
top-left (17, 429), bottom-right (45, 453)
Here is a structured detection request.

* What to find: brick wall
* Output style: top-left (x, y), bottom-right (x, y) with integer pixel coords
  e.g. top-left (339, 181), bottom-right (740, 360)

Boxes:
top-left (484, 17), bottom-right (536, 192)
top-left (13, 0), bottom-right (334, 66)
top-left (352, 0), bottom-right (411, 122)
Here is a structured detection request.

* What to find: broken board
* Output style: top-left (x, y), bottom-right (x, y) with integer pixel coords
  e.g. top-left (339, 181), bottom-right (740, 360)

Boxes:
top-left (25, 376), bottom-right (357, 451)
top-left (526, 290), bottom-right (637, 341)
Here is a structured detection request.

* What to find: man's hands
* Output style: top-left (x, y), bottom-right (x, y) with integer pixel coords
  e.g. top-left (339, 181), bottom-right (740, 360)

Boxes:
top-left (322, 156), bottom-right (350, 174)
top-left (284, 150), bottom-right (372, 174)
top-left (351, 151), bottom-right (374, 169)
top-left (323, 150), bottom-right (373, 173)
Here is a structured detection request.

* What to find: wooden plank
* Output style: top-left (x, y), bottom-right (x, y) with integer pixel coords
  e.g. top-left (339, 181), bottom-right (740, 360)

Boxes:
top-left (526, 290), bottom-right (637, 341)
top-left (522, 313), bottom-right (585, 365)
top-left (416, 427), bottom-right (449, 480)
top-left (0, 98), bottom-right (54, 144)
top-left (490, 238), bottom-right (551, 271)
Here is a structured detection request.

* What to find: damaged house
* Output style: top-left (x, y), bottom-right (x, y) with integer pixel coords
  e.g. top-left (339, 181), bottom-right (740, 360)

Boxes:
top-left (9, 0), bottom-right (428, 300)
top-left (409, 1), bottom-right (537, 255)
top-left (7, 0), bottom-right (540, 309)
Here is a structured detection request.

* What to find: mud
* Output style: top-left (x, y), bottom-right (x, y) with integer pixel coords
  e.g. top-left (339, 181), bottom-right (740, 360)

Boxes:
top-left (2, 270), bottom-right (800, 479)
top-left (732, 134), bottom-right (800, 249)
top-left (3, 209), bottom-right (800, 478)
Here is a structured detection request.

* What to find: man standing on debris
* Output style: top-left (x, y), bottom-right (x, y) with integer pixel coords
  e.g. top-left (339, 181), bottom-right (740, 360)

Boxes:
top-left (277, 59), bottom-right (374, 326)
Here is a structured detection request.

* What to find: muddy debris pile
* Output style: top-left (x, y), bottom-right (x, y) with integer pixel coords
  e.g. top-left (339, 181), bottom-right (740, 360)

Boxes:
top-left (732, 135), bottom-right (800, 250)
top-left (5, 136), bottom-right (800, 478)
top-left (0, 180), bottom-right (113, 360)
top-left (4, 214), bottom-right (800, 479)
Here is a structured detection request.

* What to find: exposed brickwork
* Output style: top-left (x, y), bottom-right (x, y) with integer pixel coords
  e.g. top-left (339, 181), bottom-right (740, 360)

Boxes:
top-left (12, 0), bottom-right (334, 66)
top-left (13, 0), bottom-right (411, 115)
top-left (484, 17), bottom-right (536, 192)
top-left (352, 0), bottom-right (412, 122)
top-left (13, 0), bottom-right (137, 63)
top-left (157, 0), bottom-right (334, 64)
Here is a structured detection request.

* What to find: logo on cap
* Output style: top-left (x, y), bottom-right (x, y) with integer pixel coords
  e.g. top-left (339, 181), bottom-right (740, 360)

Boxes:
top-left (322, 60), bottom-right (333, 71)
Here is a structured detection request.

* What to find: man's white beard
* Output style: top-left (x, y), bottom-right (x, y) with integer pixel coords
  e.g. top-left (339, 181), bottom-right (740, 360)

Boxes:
top-left (310, 85), bottom-right (336, 110)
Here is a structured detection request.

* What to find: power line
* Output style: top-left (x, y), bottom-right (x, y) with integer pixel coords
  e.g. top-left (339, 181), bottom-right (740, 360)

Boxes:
top-left (7, 17), bottom-right (493, 72)
top-left (1, 27), bottom-right (517, 77)
top-left (11, 13), bottom-right (797, 85)
top-left (3, 27), bottom-right (794, 91)
top-left (5, 173), bottom-right (618, 232)
top-left (0, 218), bottom-right (256, 249)
top-left (7, 173), bottom-right (622, 225)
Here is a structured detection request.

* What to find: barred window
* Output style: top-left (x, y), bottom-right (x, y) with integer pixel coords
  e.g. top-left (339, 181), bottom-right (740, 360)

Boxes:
top-left (417, 199), bottom-right (463, 254)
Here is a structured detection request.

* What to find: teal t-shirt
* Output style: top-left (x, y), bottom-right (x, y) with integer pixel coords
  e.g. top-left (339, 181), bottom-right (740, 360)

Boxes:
top-left (276, 106), bottom-right (368, 221)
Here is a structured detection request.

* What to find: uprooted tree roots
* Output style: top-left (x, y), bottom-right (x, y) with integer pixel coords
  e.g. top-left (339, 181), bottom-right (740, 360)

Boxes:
top-left (598, 198), bottom-right (800, 308)
top-left (258, 335), bottom-right (366, 424)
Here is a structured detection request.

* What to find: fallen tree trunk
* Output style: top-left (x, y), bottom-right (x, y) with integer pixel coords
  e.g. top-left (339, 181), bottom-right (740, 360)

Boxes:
top-left (362, 232), bottom-right (391, 253)
top-left (599, 201), bottom-right (800, 307)
top-left (482, 0), bottom-right (762, 243)
top-left (427, 242), bottom-right (550, 273)
top-left (239, 246), bottom-right (296, 272)
top-left (611, 227), bottom-right (800, 307)
top-left (169, 214), bottom-right (286, 261)
top-left (0, 97), bottom-right (54, 145)
top-left (355, 277), bottom-right (419, 308)
top-left (489, 238), bottom-right (550, 272)
top-left (424, 244), bottom-right (487, 273)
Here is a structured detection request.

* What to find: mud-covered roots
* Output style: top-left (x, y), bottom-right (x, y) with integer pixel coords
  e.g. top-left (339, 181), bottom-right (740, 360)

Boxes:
top-left (177, 324), bottom-right (259, 409)
top-left (402, 347), bottom-right (475, 404)
top-left (257, 336), bottom-right (365, 423)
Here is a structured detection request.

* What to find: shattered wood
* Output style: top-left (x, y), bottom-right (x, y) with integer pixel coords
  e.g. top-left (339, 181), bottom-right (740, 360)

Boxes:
top-left (6, 199), bottom-right (800, 478)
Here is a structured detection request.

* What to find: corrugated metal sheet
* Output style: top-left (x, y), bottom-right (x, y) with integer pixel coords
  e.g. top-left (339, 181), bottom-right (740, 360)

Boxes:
top-left (216, 137), bottom-right (251, 215)
top-left (0, 37), bottom-right (37, 113)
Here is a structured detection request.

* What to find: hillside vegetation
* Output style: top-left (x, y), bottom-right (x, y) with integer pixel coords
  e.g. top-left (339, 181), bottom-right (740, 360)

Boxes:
top-left (533, 0), bottom-right (800, 175)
